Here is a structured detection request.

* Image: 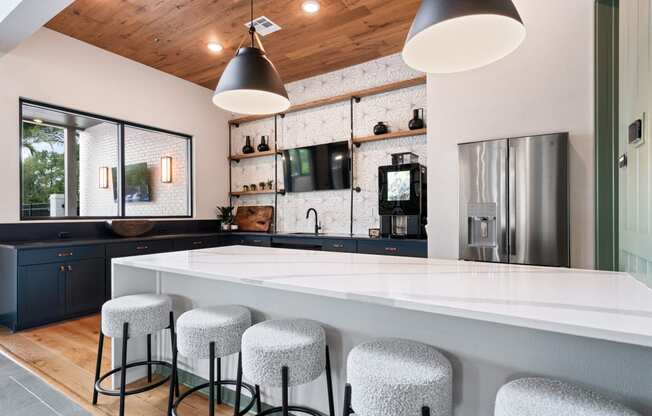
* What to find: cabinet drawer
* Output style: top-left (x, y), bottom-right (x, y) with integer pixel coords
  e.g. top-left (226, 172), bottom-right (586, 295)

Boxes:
top-left (357, 240), bottom-right (427, 258)
top-left (230, 235), bottom-right (271, 247)
top-left (173, 236), bottom-right (225, 251)
top-left (106, 239), bottom-right (175, 258)
top-left (322, 239), bottom-right (356, 253)
top-left (18, 244), bottom-right (105, 266)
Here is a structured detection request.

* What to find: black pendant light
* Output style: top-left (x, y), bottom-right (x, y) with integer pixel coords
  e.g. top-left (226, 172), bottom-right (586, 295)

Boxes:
top-left (212, 0), bottom-right (290, 115)
top-left (402, 0), bottom-right (526, 74)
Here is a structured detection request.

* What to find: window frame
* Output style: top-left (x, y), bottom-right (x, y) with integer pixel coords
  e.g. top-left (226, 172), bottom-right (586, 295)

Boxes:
top-left (19, 98), bottom-right (194, 221)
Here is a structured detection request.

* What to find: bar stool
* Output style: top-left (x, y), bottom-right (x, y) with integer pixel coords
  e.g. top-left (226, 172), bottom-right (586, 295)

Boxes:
top-left (168, 305), bottom-right (257, 416)
top-left (93, 293), bottom-right (179, 416)
top-left (241, 318), bottom-right (335, 416)
top-left (343, 338), bottom-right (453, 416)
top-left (494, 378), bottom-right (641, 416)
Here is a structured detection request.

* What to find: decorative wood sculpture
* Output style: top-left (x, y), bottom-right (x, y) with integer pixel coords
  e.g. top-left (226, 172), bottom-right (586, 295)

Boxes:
top-left (234, 206), bottom-right (274, 232)
top-left (106, 220), bottom-right (154, 237)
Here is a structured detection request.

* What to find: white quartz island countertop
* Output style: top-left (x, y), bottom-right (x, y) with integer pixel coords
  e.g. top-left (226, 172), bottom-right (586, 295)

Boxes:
top-left (113, 246), bottom-right (652, 348)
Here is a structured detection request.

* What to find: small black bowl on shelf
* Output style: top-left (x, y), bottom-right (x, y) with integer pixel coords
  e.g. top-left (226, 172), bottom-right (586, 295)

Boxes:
top-left (373, 121), bottom-right (389, 135)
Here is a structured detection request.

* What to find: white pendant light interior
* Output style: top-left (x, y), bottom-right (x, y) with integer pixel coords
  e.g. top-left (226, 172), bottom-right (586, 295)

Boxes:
top-left (403, 14), bottom-right (525, 74)
top-left (212, 89), bottom-right (290, 115)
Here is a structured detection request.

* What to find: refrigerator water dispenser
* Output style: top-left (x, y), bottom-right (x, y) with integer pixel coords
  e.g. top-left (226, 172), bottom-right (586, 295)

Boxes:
top-left (467, 203), bottom-right (497, 247)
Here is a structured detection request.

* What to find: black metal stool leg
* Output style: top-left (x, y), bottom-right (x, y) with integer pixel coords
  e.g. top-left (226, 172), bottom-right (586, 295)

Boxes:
top-left (167, 355), bottom-right (176, 416)
top-left (209, 342), bottom-right (216, 416)
top-left (342, 383), bottom-right (352, 416)
top-left (282, 366), bottom-right (289, 416)
top-left (422, 406), bottom-right (430, 416)
top-left (119, 322), bottom-right (129, 416)
top-left (325, 346), bottom-right (335, 416)
top-left (216, 357), bottom-right (222, 404)
top-left (255, 385), bottom-right (262, 414)
top-left (169, 311), bottom-right (180, 398)
top-left (147, 334), bottom-right (152, 383)
top-left (233, 352), bottom-right (242, 416)
top-left (92, 324), bottom-right (104, 405)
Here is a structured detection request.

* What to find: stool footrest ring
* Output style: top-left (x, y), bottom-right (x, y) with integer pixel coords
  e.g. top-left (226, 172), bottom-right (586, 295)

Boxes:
top-left (94, 360), bottom-right (173, 397)
top-left (171, 379), bottom-right (257, 416)
top-left (258, 405), bottom-right (324, 416)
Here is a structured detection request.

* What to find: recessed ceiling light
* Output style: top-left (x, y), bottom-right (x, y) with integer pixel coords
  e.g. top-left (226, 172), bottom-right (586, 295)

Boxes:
top-left (207, 42), bottom-right (223, 53)
top-left (33, 118), bottom-right (43, 124)
top-left (302, 0), bottom-right (320, 14)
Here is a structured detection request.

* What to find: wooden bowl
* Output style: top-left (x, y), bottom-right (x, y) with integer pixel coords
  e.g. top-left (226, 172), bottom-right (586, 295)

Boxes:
top-left (106, 220), bottom-right (154, 237)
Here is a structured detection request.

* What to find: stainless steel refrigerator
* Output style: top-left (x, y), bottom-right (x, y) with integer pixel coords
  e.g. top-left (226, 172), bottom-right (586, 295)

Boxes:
top-left (458, 133), bottom-right (569, 267)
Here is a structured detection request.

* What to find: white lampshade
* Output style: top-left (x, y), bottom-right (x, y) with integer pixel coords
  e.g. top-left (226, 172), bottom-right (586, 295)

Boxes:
top-left (402, 0), bottom-right (526, 74)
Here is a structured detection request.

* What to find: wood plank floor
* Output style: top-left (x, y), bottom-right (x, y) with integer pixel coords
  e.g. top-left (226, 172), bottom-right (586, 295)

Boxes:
top-left (0, 315), bottom-right (235, 416)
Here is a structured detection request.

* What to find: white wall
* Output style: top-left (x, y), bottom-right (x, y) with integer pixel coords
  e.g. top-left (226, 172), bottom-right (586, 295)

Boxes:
top-left (232, 54), bottom-right (426, 234)
top-left (427, 0), bottom-right (595, 268)
top-left (0, 28), bottom-right (230, 222)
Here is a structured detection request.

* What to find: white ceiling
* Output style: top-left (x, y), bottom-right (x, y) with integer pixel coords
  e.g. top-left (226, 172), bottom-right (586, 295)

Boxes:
top-left (0, 0), bottom-right (73, 55)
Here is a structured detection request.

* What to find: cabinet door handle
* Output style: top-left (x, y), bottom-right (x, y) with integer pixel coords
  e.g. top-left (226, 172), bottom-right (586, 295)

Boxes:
top-left (192, 241), bottom-right (203, 245)
top-left (333, 243), bottom-right (344, 248)
top-left (58, 251), bottom-right (73, 257)
top-left (253, 239), bottom-right (262, 244)
top-left (136, 245), bottom-right (148, 250)
top-left (384, 247), bottom-right (398, 253)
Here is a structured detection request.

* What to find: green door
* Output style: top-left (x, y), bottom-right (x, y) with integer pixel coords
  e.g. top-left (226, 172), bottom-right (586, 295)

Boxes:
top-left (619, 0), bottom-right (652, 286)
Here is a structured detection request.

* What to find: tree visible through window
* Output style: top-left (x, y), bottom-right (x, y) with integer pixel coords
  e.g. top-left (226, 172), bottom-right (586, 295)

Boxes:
top-left (21, 122), bottom-right (65, 217)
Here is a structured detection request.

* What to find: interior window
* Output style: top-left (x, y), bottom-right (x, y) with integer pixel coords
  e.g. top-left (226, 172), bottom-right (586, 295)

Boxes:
top-left (20, 101), bottom-right (192, 219)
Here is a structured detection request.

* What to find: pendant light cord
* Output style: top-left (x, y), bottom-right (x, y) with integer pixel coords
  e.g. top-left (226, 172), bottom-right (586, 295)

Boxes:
top-left (249, 0), bottom-right (255, 47)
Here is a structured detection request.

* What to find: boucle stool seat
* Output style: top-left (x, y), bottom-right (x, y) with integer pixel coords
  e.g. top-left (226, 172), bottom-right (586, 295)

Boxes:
top-left (101, 293), bottom-right (172, 338)
top-left (169, 305), bottom-right (257, 416)
top-left (241, 318), bottom-right (335, 416)
top-left (495, 378), bottom-right (641, 416)
top-left (177, 305), bottom-right (251, 359)
top-left (242, 318), bottom-right (326, 387)
top-left (343, 338), bottom-right (453, 416)
top-left (93, 293), bottom-right (178, 416)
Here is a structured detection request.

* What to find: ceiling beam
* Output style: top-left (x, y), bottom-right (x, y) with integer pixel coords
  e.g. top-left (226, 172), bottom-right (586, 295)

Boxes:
top-left (0, 0), bottom-right (74, 56)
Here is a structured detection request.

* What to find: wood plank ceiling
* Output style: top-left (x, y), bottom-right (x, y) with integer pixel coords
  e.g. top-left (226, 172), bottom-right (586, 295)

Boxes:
top-left (46, 0), bottom-right (421, 90)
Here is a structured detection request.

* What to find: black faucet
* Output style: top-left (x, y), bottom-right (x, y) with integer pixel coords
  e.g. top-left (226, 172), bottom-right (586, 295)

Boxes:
top-left (306, 208), bottom-right (322, 234)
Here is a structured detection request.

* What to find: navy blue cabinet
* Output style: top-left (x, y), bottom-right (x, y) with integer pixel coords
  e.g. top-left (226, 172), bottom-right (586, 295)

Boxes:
top-left (229, 235), bottom-right (272, 247)
top-left (66, 258), bottom-right (106, 317)
top-left (357, 239), bottom-right (427, 258)
top-left (18, 263), bottom-right (66, 329)
top-left (17, 256), bottom-right (105, 330)
top-left (173, 236), bottom-right (225, 251)
top-left (322, 239), bottom-right (357, 253)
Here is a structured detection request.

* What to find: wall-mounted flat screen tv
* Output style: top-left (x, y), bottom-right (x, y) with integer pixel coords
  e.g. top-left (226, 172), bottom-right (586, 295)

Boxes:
top-left (112, 162), bottom-right (151, 202)
top-left (282, 141), bottom-right (350, 193)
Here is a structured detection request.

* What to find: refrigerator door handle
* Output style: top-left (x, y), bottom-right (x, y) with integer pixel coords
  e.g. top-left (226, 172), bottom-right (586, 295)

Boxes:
top-left (508, 144), bottom-right (516, 257)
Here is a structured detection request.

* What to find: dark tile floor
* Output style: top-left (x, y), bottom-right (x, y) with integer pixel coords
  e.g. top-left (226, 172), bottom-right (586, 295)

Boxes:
top-left (0, 353), bottom-right (90, 416)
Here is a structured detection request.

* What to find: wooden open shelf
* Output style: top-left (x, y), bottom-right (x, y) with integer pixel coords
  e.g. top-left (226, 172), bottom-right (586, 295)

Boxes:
top-left (229, 150), bottom-right (279, 162)
top-left (353, 128), bottom-right (427, 146)
top-left (229, 76), bottom-right (427, 126)
top-left (230, 189), bottom-right (285, 197)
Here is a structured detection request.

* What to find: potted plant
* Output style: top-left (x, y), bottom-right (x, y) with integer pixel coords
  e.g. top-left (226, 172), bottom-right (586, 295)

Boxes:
top-left (217, 206), bottom-right (235, 231)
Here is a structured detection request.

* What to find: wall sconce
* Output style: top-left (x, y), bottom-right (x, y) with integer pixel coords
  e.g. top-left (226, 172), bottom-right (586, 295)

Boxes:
top-left (161, 156), bottom-right (172, 183)
top-left (98, 166), bottom-right (109, 189)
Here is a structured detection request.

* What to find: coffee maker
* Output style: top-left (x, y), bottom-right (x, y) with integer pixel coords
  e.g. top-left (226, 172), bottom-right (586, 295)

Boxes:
top-left (378, 153), bottom-right (427, 238)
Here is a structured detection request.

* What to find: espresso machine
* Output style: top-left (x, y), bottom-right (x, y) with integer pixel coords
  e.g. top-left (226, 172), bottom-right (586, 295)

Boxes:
top-left (378, 153), bottom-right (427, 238)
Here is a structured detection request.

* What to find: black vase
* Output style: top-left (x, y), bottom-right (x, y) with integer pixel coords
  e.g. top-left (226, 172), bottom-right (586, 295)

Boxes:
top-left (373, 122), bottom-right (389, 135)
top-left (408, 108), bottom-right (425, 130)
top-left (242, 136), bottom-right (254, 154)
top-left (257, 136), bottom-right (270, 152)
